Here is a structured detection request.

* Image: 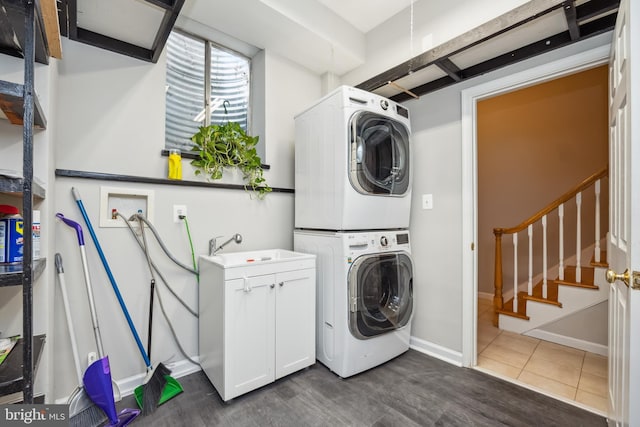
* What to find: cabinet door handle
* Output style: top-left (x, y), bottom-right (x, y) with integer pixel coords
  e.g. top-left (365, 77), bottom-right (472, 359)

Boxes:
top-left (279, 282), bottom-right (284, 287)
top-left (270, 283), bottom-right (275, 289)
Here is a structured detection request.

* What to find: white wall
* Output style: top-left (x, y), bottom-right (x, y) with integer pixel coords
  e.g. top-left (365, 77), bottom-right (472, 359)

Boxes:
top-left (50, 38), bottom-right (321, 401)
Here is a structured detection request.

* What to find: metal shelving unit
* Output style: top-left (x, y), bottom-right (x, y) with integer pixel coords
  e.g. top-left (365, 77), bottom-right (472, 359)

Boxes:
top-left (0, 0), bottom-right (50, 404)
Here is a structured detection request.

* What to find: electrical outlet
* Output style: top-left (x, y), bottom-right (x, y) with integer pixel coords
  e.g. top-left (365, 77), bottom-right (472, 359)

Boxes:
top-left (173, 205), bottom-right (187, 223)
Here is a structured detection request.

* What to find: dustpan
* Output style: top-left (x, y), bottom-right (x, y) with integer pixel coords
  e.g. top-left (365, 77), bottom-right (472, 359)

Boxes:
top-left (134, 375), bottom-right (183, 409)
top-left (83, 357), bottom-right (140, 426)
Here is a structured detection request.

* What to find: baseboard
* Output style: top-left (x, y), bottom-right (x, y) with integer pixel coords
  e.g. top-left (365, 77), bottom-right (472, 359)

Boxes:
top-left (117, 356), bottom-right (202, 398)
top-left (524, 329), bottom-right (608, 356)
top-left (54, 356), bottom-right (202, 404)
top-left (410, 336), bottom-right (463, 367)
top-left (478, 292), bottom-right (493, 300)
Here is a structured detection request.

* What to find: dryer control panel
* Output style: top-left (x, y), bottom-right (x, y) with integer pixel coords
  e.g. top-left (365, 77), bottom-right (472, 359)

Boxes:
top-left (346, 231), bottom-right (411, 257)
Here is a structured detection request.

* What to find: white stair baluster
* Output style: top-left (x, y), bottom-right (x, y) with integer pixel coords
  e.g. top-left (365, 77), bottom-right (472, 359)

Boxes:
top-left (576, 192), bottom-right (582, 283)
top-left (542, 215), bottom-right (548, 299)
top-left (528, 224), bottom-right (533, 296)
top-left (559, 203), bottom-right (564, 281)
top-left (513, 232), bottom-right (518, 312)
top-left (594, 179), bottom-right (601, 263)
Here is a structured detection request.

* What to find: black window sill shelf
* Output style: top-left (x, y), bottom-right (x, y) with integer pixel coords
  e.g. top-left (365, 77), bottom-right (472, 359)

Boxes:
top-left (55, 169), bottom-right (293, 194)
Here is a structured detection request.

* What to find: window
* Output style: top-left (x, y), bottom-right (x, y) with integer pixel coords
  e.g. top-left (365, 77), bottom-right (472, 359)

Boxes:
top-left (165, 30), bottom-right (251, 152)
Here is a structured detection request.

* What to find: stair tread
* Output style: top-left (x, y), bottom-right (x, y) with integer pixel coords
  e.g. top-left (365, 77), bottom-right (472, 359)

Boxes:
top-left (591, 250), bottom-right (608, 268)
top-left (520, 279), bottom-right (562, 306)
top-left (497, 297), bottom-right (530, 320)
top-left (554, 265), bottom-right (598, 289)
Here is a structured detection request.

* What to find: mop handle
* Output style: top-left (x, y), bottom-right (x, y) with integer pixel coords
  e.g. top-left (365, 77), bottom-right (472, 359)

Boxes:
top-left (55, 254), bottom-right (84, 385)
top-left (71, 188), bottom-right (152, 369)
top-left (56, 214), bottom-right (105, 357)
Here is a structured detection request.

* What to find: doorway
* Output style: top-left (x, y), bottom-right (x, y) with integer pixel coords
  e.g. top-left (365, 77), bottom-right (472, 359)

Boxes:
top-left (460, 44), bottom-right (611, 405)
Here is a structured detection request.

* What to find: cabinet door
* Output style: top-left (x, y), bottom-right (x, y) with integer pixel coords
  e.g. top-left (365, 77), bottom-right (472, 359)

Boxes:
top-left (275, 268), bottom-right (316, 379)
top-left (226, 274), bottom-right (275, 399)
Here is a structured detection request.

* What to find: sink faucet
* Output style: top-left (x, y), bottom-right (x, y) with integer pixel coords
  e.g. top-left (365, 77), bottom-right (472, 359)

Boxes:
top-left (210, 233), bottom-right (243, 255)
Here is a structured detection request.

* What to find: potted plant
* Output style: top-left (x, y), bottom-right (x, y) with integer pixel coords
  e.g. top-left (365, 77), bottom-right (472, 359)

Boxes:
top-left (190, 121), bottom-right (271, 198)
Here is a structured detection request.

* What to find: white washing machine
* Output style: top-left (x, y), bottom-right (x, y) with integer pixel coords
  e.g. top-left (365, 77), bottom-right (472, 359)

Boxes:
top-left (294, 229), bottom-right (413, 378)
top-left (295, 85), bottom-right (412, 231)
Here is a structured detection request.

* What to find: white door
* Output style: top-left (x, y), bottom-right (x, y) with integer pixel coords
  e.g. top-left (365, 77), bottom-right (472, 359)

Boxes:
top-left (274, 268), bottom-right (316, 379)
top-left (607, 0), bottom-right (640, 425)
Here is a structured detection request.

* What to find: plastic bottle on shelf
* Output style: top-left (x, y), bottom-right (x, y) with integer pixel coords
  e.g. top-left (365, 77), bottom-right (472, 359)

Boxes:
top-left (168, 149), bottom-right (182, 180)
top-left (32, 210), bottom-right (40, 260)
top-left (0, 205), bottom-right (23, 264)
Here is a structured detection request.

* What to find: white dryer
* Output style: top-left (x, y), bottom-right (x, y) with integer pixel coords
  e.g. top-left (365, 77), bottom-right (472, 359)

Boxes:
top-left (294, 229), bottom-right (413, 378)
top-left (295, 85), bottom-right (411, 231)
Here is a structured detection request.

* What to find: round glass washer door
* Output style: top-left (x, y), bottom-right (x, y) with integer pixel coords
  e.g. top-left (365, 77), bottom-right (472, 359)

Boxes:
top-left (349, 111), bottom-right (410, 196)
top-left (348, 252), bottom-right (413, 339)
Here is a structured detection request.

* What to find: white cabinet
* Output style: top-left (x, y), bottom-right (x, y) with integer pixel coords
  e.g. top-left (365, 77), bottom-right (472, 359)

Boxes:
top-left (199, 250), bottom-right (315, 401)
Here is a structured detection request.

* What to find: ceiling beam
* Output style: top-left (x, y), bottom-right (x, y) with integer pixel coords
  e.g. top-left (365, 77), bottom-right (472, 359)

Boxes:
top-left (357, 0), bottom-right (567, 92)
top-left (435, 58), bottom-right (462, 82)
top-left (74, 27), bottom-right (154, 61)
top-left (576, 0), bottom-right (620, 22)
top-left (150, 0), bottom-right (184, 63)
top-left (388, 11), bottom-right (616, 103)
top-left (143, 0), bottom-right (175, 10)
top-left (563, 1), bottom-right (580, 40)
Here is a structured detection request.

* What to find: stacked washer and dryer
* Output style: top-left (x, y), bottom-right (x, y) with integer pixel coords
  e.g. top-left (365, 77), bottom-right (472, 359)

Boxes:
top-left (293, 86), bottom-right (414, 378)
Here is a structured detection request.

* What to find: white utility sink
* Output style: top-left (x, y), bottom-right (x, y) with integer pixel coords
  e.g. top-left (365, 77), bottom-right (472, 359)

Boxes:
top-left (198, 248), bottom-right (316, 401)
top-left (203, 249), bottom-right (310, 268)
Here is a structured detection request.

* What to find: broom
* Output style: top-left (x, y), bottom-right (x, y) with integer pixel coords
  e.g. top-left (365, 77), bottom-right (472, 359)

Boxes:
top-left (71, 187), bottom-right (169, 415)
top-left (55, 253), bottom-right (108, 427)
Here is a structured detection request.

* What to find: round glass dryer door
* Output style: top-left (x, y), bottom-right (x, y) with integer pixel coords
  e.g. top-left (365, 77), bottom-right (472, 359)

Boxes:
top-left (348, 252), bottom-right (413, 339)
top-left (349, 112), bottom-right (410, 196)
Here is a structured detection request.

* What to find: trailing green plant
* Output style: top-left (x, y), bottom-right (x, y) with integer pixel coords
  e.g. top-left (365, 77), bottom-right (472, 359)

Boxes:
top-left (190, 122), bottom-right (271, 198)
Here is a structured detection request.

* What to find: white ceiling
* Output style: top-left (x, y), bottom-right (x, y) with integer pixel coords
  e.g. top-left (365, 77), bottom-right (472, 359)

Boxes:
top-left (178, 0), bottom-right (419, 75)
top-left (316, 0), bottom-right (416, 33)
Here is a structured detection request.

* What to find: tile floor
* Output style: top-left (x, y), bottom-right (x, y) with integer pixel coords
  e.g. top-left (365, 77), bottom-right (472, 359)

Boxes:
top-left (476, 297), bottom-right (608, 415)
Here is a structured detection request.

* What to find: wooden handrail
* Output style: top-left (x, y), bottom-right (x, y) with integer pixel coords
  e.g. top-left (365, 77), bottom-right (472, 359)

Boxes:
top-left (493, 167), bottom-right (608, 236)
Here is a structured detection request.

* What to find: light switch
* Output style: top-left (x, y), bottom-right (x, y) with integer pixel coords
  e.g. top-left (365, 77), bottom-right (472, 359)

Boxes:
top-left (422, 194), bottom-right (433, 210)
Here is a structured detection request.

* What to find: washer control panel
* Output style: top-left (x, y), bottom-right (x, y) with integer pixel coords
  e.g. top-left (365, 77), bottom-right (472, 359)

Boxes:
top-left (346, 231), bottom-right (410, 255)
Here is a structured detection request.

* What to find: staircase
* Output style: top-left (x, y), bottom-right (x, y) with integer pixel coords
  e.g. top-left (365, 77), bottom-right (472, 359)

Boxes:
top-left (493, 167), bottom-right (609, 334)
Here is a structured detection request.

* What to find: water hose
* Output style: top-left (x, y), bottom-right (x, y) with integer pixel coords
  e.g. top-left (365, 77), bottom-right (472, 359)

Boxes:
top-left (115, 212), bottom-right (197, 317)
top-left (117, 213), bottom-right (198, 365)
